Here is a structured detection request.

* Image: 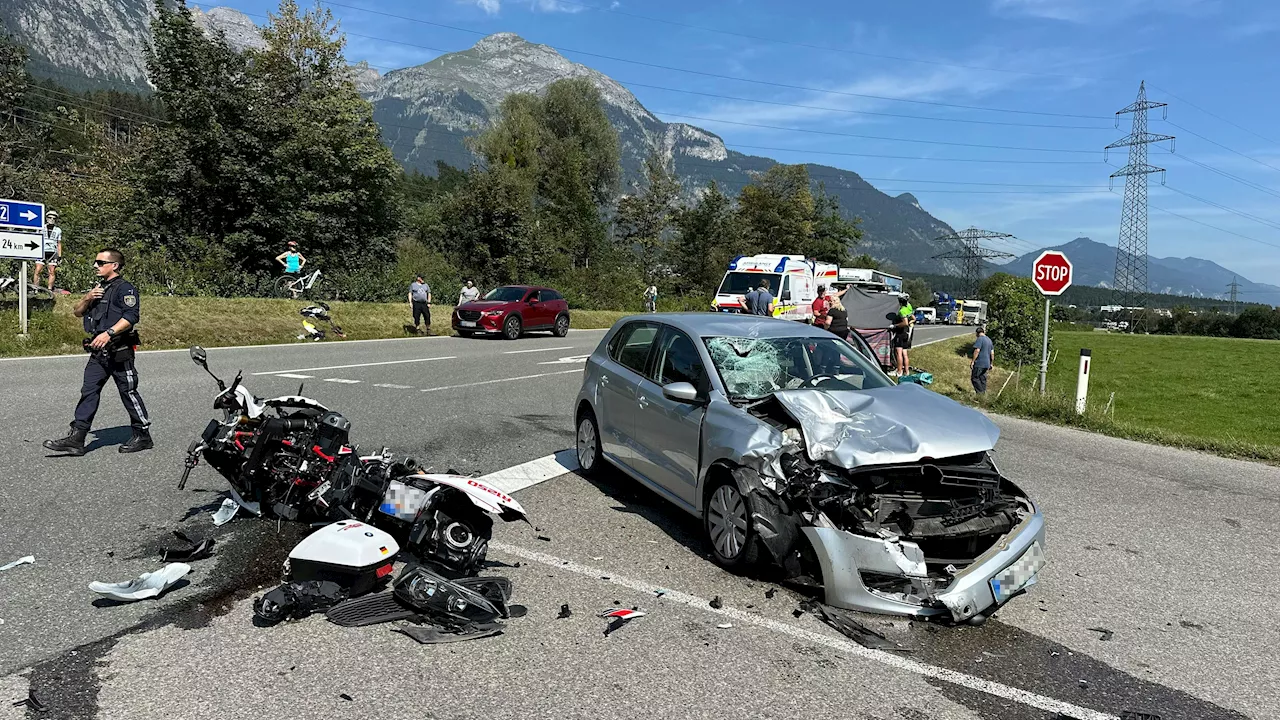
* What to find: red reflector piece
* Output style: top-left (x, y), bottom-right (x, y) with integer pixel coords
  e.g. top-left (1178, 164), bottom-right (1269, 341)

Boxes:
top-left (600, 608), bottom-right (645, 620)
top-left (376, 564), bottom-right (394, 578)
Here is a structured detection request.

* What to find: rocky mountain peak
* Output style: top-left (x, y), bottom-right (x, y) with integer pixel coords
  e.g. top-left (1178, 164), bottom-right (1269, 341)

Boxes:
top-left (896, 192), bottom-right (922, 211)
top-left (472, 32), bottom-right (531, 54)
top-left (191, 6), bottom-right (266, 53)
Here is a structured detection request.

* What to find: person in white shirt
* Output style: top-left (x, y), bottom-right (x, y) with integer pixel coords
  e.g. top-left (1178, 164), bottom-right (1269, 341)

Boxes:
top-left (643, 284), bottom-right (658, 313)
top-left (458, 279), bottom-right (480, 305)
top-left (33, 210), bottom-right (63, 290)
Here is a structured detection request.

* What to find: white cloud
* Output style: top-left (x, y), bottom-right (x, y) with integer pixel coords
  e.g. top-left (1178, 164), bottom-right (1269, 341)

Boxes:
top-left (462, 0), bottom-right (501, 15)
top-left (610, 1), bottom-right (621, 8)
top-left (991, 0), bottom-right (1219, 23)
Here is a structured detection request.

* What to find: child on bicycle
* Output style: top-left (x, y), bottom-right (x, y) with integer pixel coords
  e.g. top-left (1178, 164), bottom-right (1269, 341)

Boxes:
top-left (275, 241), bottom-right (306, 275)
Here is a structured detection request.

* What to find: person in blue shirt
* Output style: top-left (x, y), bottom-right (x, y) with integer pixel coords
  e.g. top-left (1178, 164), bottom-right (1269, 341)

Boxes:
top-left (970, 326), bottom-right (996, 395)
top-left (275, 241), bottom-right (306, 275)
top-left (44, 248), bottom-right (152, 455)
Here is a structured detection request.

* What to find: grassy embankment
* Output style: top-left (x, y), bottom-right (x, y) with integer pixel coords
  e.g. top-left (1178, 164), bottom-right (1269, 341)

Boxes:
top-left (913, 330), bottom-right (1280, 463)
top-left (0, 297), bottom-right (630, 358)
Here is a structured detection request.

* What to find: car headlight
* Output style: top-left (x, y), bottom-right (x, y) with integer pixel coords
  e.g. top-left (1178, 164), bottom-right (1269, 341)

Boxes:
top-left (483, 310), bottom-right (504, 317)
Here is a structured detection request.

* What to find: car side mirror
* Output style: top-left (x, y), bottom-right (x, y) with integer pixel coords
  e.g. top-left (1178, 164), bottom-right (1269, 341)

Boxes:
top-left (781, 291), bottom-right (791, 301)
top-left (662, 382), bottom-right (702, 404)
top-left (189, 346), bottom-right (207, 368)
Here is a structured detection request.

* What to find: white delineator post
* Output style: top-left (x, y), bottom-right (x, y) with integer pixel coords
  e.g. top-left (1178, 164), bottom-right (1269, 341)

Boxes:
top-left (1075, 348), bottom-right (1091, 413)
top-left (18, 260), bottom-right (27, 336)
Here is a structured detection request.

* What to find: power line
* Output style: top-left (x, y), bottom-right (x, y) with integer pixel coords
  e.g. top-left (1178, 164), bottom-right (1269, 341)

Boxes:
top-left (26, 85), bottom-right (165, 126)
top-left (930, 228), bottom-right (1017, 297)
top-left (1154, 149), bottom-right (1280, 201)
top-left (725, 143), bottom-right (1103, 165)
top-left (1144, 194), bottom-right (1280, 251)
top-left (1159, 185), bottom-right (1280, 233)
top-left (1164, 120), bottom-right (1280, 175)
top-left (308, 1), bottom-right (1113, 120)
top-left (1147, 83), bottom-right (1279, 148)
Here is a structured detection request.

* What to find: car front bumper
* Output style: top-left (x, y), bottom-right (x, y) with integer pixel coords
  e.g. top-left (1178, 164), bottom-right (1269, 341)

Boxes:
top-left (802, 499), bottom-right (1046, 622)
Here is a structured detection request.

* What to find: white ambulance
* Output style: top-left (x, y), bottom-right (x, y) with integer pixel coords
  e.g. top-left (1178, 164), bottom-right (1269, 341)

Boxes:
top-left (710, 254), bottom-right (838, 321)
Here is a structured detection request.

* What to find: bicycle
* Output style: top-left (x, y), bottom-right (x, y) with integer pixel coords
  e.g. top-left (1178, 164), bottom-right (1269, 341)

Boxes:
top-left (0, 275), bottom-right (54, 301)
top-left (274, 269), bottom-right (323, 299)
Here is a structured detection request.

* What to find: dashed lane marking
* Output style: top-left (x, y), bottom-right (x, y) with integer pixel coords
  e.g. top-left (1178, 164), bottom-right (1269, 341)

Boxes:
top-left (419, 369), bottom-right (582, 393)
top-left (253, 355), bottom-right (457, 376)
top-left (503, 345), bottom-right (576, 355)
top-left (478, 449), bottom-right (579, 495)
top-left (323, 378), bottom-right (361, 384)
top-left (538, 355), bottom-right (590, 365)
top-left (372, 383), bottom-right (414, 389)
top-left (275, 373), bottom-right (314, 379)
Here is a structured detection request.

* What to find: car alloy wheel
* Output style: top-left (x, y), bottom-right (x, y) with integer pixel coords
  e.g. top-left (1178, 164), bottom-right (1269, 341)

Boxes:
top-left (554, 314), bottom-right (570, 337)
top-left (576, 413), bottom-right (602, 476)
top-left (707, 483), bottom-right (749, 560)
top-left (503, 315), bottom-right (522, 340)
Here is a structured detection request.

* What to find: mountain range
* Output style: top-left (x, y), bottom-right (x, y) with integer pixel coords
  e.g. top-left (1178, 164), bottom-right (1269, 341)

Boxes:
top-left (3, 3), bottom-right (1276, 302)
top-left (1001, 237), bottom-right (1280, 307)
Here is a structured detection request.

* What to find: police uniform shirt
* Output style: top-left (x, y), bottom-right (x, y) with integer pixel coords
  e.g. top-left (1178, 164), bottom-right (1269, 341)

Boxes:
top-left (85, 277), bottom-right (140, 336)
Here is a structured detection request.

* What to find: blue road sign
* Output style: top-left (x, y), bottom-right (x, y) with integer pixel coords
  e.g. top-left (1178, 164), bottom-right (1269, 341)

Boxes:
top-left (0, 199), bottom-right (45, 230)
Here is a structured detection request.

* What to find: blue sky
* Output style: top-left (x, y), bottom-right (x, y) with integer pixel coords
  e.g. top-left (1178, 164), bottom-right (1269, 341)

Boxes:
top-left (223, 0), bottom-right (1280, 288)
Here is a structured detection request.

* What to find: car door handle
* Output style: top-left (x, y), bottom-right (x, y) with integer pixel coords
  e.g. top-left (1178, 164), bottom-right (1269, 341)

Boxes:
top-left (600, 374), bottom-right (610, 386)
top-left (637, 394), bottom-right (649, 409)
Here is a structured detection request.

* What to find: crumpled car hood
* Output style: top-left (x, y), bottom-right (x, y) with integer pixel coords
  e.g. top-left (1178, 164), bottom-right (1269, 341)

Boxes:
top-left (771, 383), bottom-right (1000, 468)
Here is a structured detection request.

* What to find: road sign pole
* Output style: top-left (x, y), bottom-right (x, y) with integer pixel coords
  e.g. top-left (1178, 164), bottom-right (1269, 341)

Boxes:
top-left (1038, 297), bottom-right (1050, 395)
top-left (18, 260), bottom-right (28, 336)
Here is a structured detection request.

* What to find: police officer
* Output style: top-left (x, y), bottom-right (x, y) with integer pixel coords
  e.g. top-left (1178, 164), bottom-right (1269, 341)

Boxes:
top-left (44, 248), bottom-right (153, 455)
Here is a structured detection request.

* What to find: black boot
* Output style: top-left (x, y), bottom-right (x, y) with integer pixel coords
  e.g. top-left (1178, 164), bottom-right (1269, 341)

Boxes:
top-left (44, 428), bottom-right (88, 456)
top-left (119, 430), bottom-right (154, 454)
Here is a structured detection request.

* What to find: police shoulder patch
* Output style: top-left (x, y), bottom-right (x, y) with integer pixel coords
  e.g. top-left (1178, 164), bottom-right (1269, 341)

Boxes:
top-left (124, 294), bottom-right (137, 308)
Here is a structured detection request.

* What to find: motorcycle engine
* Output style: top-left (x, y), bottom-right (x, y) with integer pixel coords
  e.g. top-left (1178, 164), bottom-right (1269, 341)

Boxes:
top-left (409, 493), bottom-right (494, 577)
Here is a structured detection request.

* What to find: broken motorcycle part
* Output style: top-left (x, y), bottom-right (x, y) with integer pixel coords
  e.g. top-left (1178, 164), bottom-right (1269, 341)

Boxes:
top-left (89, 563), bottom-right (190, 603)
top-left (254, 580), bottom-right (350, 624)
top-left (287, 521), bottom-right (398, 596)
top-left (393, 621), bottom-right (504, 644)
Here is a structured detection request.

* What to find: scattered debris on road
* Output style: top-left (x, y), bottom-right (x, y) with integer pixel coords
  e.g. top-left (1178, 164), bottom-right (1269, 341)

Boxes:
top-left (211, 498), bottom-right (239, 526)
top-left (10, 690), bottom-right (45, 712)
top-left (161, 531), bottom-right (216, 562)
top-left (339, 693), bottom-right (354, 702)
top-left (254, 581), bottom-right (350, 624)
top-left (1088, 627), bottom-right (1114, 641)
top-left (765, 588), bottom-right (776, 599)
top-left (709, 596), bottom-right (723, 609)
top-left (1119, 712), bottom-right (1162, 720)
top-left (716, 623), bottom-right (733, 629)
top-left (557, 603), bottom-right (572, 619)
top-left (89, 563), bottom-right (190, 603)
top-left (800, 601), bottom-right (911, 653)
top-left (601, 608), bottom-right (645, 637)
top-left (0, 555), bottom-right (35, 571)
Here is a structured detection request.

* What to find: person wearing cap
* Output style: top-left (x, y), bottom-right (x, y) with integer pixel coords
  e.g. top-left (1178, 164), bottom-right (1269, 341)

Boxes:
top-left (970, 326), bottom-right (995, 396)
top-left (32, 210), bottom-right (62, 290)
top-left (408, 273), bottom-right (432, 334)
top-left (275, 241), bottom-right (306, 275)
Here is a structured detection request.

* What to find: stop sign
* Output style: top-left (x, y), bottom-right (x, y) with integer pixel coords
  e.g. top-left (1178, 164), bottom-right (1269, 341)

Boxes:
top-left (1032, 251), bottom-right (1073, 295)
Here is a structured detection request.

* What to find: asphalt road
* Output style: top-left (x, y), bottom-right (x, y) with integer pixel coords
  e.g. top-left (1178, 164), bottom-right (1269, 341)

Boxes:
top-left (0, 321), bottom-right (1272, 720)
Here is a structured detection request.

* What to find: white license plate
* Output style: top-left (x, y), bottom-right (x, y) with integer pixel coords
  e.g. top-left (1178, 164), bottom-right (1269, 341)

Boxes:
top-left (460, 320), bottom-right (477, 327)
top-left (990, 540), bottom-right (1045, 603)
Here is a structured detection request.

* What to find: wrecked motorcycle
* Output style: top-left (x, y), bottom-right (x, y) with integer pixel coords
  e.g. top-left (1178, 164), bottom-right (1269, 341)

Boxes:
top-left (178, 346), bottom-right (528, 576)
top-left (179, 346), bottom-right (347, 521)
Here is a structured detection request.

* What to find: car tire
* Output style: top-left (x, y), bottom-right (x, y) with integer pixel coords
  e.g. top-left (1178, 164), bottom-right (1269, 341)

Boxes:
top-left (576, 409), bottom-right (604, 477)
top-left (703, 475), bottom-right (761, 571)
top-left (553, 313), bottom-right (570, 337)
top-left (503, 315), bottom-right (522, 340)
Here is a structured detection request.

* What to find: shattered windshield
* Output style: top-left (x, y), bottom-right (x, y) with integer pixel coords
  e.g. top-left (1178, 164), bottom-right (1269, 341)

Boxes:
top-left (705, 335), bottom-right (892, 402)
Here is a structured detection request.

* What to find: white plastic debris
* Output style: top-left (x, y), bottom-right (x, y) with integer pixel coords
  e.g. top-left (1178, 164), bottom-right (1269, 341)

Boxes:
top-left (716, 623), bottom-right (734, 630)
top-left (212, 498), bottom-right (239, 526)
top-left (89, 563), bottom-right (191, 603)
top-left (0, 555), bottom-right (35, 571)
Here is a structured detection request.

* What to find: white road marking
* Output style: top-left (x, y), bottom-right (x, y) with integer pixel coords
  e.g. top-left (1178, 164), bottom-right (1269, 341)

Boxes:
top-left (503, 345), bottom-right (576, 355)
top-left (419, 369), bottom-right (582, 393)
top-left (479, 449), bottom-right (579, 495)
top-left (539, 355), bottom-right (590, 365)
top-left (0, 329), bottom-right (611, 363)
top-left (275, 373), bottom-right (314, 379)
top-left (323, 378), bottom-right (361, 384)
top-left (253, 355), bottom-right (456, 376)
top-left (372, 383), bottom-right (414, 389)
top-left (490, 541), bottom-right (1116, 720)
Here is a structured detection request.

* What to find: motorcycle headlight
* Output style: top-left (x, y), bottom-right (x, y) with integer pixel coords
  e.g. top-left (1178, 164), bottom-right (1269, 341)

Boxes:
top-left (403, 574), bottom-right (438, 604)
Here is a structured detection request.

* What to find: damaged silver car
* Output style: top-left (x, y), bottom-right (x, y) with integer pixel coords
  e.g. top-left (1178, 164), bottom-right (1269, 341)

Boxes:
top-left (574, 314), bottom-right (1045, 623)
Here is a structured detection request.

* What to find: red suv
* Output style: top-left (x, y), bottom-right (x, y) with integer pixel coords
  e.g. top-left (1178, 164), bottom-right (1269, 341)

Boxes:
top-left (453, 285), bottom-right (571, 340)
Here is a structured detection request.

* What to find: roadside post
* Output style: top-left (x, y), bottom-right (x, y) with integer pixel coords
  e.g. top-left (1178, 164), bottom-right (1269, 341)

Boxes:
top-left (1076, 349), bottom-right (1091, 413)
top-left (1031, 251), bottom-right (1073, 395)
top-left (0, 198), bottom-right (46, 337)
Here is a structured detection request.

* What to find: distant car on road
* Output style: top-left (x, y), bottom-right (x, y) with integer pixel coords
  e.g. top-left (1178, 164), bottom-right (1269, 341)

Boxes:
top-left (453, 285), bottom-right (570, 340)
top-left (573, 313), bottom-right (1045, 622)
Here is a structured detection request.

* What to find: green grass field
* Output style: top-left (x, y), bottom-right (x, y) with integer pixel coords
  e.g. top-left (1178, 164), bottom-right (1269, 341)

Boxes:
top-left (1044, 331), bottom-right (1280, 450)
top-left (913, 331), bottom-right (1279, 462)
top-left (0, 296), bottom-right (630, 359)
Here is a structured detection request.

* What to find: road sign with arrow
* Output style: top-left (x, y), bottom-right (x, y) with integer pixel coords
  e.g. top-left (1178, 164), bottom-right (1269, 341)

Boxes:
top-left (0, 199), bottom-right (44, 230)
top-left (0, 230), bottom-right (43, 261)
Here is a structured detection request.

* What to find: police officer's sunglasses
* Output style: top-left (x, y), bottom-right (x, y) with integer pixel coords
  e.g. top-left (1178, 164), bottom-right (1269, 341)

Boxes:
top-left (93, 259), bottom-right (118, 267)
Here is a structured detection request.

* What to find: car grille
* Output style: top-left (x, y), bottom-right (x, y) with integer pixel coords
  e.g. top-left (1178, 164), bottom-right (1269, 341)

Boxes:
top-left (458, 310), bottom-right (481, 322)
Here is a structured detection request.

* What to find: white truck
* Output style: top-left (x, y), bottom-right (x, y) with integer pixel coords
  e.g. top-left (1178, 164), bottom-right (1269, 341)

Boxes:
top-left (959, 300), bottom-right (989, 325)
top-left (711, 254), bottom-right (837, 321)
top-left (837, 267), bottom-right (904, 295)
